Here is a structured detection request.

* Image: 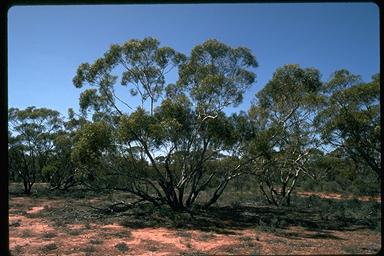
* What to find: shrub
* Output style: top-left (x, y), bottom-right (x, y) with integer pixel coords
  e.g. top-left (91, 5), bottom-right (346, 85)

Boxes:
top-left (90, 239), bottom-right (103, 245)
top-left (12, 245), bottom-right (23, 255)
top-left (42, 232), bottom-right (57, 239)
top-left (322, 181), bottom-right (342, 193)
top-left (68, 229), bottom-right (82, 236)
top-left (82, 245), bottom-right (96, 253)
top-left (21, 230), bottom-right (33, 238)
top-left (41, 243), bottom-right (58, 253)
top-left (115, 242), bottom-right (129, 252)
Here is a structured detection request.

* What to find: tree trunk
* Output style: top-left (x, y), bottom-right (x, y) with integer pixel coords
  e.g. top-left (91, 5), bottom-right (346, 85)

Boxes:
top-left (23, 181), bottom-right (31, 194)
top-left (150, 98), bottom-right (154, 116)
top-left (204, 180), bottom-right (229, 208)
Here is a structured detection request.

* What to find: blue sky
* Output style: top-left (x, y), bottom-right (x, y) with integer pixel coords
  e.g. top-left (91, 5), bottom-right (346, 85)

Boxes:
top-left (8, 3), bottom-right (379, 117)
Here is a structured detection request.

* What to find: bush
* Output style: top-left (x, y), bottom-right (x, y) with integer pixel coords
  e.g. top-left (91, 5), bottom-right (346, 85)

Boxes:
top-left (90, 239), bottom-right (103, 245)
top-left (256, 216), bottom-right (286, 232)
top-left (41, 243), bottom-right (58, 253)
top-left (322, 181), bottom-right (342, 193)
top-left (115, 242), bottom-right (129, 252)
top-left (12, 245), bottom-right (23, 255)
top-left (351, 178), bottom-right (380, 195)
top-left (83, 245), bottom-right (96, 253)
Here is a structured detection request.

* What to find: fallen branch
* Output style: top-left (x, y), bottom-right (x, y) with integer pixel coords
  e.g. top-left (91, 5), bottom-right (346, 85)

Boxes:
top-left (88, 199), bottom-right (146, 214)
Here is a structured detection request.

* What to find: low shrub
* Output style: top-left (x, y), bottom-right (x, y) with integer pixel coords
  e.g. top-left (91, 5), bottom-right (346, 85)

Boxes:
top-left (41, 243), bottom-right (58, 253)
top-left (115, 242), bottom-right (129, 252)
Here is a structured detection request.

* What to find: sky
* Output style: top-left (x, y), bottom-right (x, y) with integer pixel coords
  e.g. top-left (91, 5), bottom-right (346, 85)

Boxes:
top-left (8, 3), bottom-right (380, 117)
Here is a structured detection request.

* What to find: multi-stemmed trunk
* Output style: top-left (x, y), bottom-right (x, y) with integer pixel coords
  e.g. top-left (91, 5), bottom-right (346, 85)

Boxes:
top-left (114, 165), bottom-right (241, 212)
top-left (259, 168), bottom-right (301, 207)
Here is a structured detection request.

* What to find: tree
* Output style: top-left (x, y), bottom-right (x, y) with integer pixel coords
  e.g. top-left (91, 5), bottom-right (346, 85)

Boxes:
top-left (42, 108), bottom-right (86, 190)
top-left (177, 39), bottom-right (257, 119)
top-left (71, 121), bottom-right (113, 189)
top-left (315, 71), bottom-right (381, 179)
top-left (300, 149), bottom-right (337, 182)
top-left (72, 38), bottom-right (258, 211)
top-left (73, 37), bottom-right (186, 116)
top-left (8, 130), bottom-right (20, 182)
top-left (8, 107), bottom-right (63, 194)
top-left (247, 64), bottom-right (323, 206)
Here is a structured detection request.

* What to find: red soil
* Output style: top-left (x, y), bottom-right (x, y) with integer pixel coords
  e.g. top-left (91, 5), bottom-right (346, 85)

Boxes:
top-left (297, 191), bottom-right (381, 202)
top-left (9, 195), bottom-right (381, 255)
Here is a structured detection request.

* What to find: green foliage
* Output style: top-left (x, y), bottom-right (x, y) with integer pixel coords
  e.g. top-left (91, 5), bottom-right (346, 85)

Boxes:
top-left (302, 195), bottom-right (380, 230)
top-left (71, 121), bottom-right (113, 185)
top-left (41, 243), bottom-right (58, 253)
top-left (72, 121), bottom-right (112, 163)
top-left (118, 108), bottom-right (156, 143)
top-left (9, 37), bottom-right (380, 216)
top-left (70, 37), bottom-right (260, 211)
top-left (115, 242), bottom-right (129, 252)
top-left (178, 39), bottom-right (258, 115)
top-left (247, 64), bottom-right (324, 206)
top-left (79, 89), bottom-right (101, 115)
top-left (73, 37), bottom-right (186, 116)
top-left (8, 107), bottom-right (63, 193)
top-left (315, 72), bottom-right (380, 178)
top-left (298, 151), bottom-right (380, 195)
top-left (152, 95), bottom-right (194, 143)
top-left (43, 132), bottom-right (77, 190)
top-left (255, 64), bottom-right (323, 114)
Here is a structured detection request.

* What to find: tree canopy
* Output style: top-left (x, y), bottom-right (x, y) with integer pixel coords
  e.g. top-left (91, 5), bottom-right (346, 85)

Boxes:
top-left (8, 37), bottom-right (380, 209)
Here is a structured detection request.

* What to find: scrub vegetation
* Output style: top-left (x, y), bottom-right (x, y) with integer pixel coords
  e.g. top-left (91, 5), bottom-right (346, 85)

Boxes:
top-left (9, 37), bottom-right (380, 255)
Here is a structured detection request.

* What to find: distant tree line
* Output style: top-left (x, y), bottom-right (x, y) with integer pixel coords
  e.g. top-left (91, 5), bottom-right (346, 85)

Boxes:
top-left (8, 37), bottom-right (380, 210)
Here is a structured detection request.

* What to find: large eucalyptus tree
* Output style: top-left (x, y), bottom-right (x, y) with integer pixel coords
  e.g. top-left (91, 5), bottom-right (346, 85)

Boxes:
top-left (315, 70), bottom-right (380, 179)
top-left (248, 64), bottom-right (323, 206)
top-left (72, 38), bottom-right (258, 211)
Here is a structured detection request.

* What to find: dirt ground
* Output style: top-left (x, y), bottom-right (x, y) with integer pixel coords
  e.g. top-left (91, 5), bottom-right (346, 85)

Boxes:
top-left (297, 191), bottom-right (381, 202)
top-left (9, 186), bottom-right (381, 255)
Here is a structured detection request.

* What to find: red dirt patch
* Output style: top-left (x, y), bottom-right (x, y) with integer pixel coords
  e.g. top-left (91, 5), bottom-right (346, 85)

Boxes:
top-left (297, 191), bottom-right (381, 202)
top-left (26, 206), bottom-right (45, 214)
top-left (9, 193), bottom-right (381, 255)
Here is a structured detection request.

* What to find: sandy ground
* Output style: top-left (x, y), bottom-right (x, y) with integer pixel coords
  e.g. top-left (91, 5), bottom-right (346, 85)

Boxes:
top-left (9, 193), bottom-right (381, 255)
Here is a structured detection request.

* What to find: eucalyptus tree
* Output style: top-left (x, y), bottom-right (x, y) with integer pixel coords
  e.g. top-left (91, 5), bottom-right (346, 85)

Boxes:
top-left (73, 37), bottom-right (186, 116)
top-left (248, 64), bottom-right (323, 206)
top-left (300, 149), bottom-right (338, 182)
top-left (315, 71), bottom-right (380, 179)
top-left (70, 120), bottom-right (114, 190)
top-left (8, 131), bottom-right (22, 182)
top-left (42, 132), bottom-right (76, 190)
top-left (42, 109), bottom-right (86, 190)
top-left (72, 38), bottom-right (258, 211)
top-left (8, 107), bottom-right (63, 194)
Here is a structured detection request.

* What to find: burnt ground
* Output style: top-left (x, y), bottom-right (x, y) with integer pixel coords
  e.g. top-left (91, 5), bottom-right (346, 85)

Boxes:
top-left (9, 183), bottom-right (382, 255)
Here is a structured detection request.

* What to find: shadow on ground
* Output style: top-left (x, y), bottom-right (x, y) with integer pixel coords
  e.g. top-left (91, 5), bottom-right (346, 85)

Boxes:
top-left (9, 185), bottom-right (381, 242)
